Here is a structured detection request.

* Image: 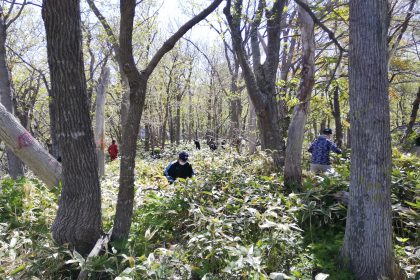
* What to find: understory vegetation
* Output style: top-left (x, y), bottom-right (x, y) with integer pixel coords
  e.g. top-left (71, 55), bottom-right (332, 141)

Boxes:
top-left (0, 147), bottom-right (419, 279)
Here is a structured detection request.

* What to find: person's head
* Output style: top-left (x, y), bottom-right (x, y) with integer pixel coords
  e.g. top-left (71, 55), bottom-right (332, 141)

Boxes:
top-left (178, 151), bottom-right (189, 165)
top-left (112, 139), bottom-right (116, 144)
top-left (322, 128), bottom-right (333, 138)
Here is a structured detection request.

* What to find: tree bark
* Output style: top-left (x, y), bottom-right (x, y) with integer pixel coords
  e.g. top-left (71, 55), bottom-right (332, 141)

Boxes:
top-left (95, 66), bottom-right (110, 177)
top-left (0, 8), bottom-right (24, 179)
top-left (340, 1), bottom-right (399, 278)
top-left (113, 0), bottom-right (223, 241)
top-left (284, 0), bottom-right (315, 188)
top-left (42, 0), bottom-right (103, 256)
top-left (0, 102), bottom-right (61, 188)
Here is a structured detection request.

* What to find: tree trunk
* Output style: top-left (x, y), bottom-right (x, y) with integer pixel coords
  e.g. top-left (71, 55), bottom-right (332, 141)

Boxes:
top-left (402, 86), bottom-right (419, 141)
top-left (0, 102), bottom-right (62, 188)
top-left (332, 86), bottom-right (343, 148)
top-left (340, 1), bottom-right (399, 278)
top-left (188, 90), bottom-right (192, 142)
top-left (0, 11), bottom-right (24, 179)
top-left (169, 104), bottom-right (175, 144)
top-left (175, 94), bottom-right (181, 145)
top-left (161, 93), bottom-right (170, 149)
top-left (95, 66), bottom-right (110, 177)
top-left (144, 123), bottom-right (150, 151)
top-left (42, 0), bottom-right (102, 256)
top-left (224, 0), bottom-right (287, 169)
top-left (284, 0), bottom-right (315, 188)
top-left (113, 0), bottom-right (223, 241)
top-left (248, 97), bottom-right (257, 154)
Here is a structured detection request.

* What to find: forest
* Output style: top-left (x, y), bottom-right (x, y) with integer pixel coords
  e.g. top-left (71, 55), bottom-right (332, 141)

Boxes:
top-left (0, 0), bottom-right (419, 279)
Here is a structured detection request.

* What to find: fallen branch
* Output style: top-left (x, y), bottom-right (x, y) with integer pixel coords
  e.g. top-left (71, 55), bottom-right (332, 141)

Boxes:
top-left (77, 228), bottom-right (113, 280)
top-left (0, 102), bottom-right (61, 188)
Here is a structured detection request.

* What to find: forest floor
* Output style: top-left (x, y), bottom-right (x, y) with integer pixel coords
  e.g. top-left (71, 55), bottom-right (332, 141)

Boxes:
top-left (0, 145), bottom-right (419, 279)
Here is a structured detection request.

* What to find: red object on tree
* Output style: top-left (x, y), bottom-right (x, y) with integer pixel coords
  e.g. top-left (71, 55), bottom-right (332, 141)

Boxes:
top-left (108, 143), bottom-right (118, 160)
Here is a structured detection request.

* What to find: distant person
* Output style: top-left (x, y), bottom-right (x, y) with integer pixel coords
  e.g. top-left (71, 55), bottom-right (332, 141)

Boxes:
top-left (164, 151), bottom-right (195, 184)
top-left (221, 140), bottom-right (226, 149)
top-left (194, 139), bottom-right (201, 150)
top-left (308, 128), bottom-right (342, 174)
top-left (108, 140), bottom-right (119, 161)
top-left (208, 138), bottom-right (217, 151)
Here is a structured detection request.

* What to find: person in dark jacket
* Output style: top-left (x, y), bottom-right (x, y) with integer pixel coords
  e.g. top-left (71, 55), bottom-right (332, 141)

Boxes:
top-left (194, 139), bottom-right (201, 150)
top-left (164, 151), bottom-right (195, 183)
top-left (308, 128), bottom-right (342, 174)
top-left (208, 138), bottom-right (217, 151)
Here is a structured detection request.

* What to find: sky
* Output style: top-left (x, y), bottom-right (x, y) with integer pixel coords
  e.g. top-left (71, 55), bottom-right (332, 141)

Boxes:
top-left (156, 0), bottom-right (221, 43)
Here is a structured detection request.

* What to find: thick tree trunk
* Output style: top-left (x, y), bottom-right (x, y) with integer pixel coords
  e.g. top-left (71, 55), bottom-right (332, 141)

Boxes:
top-left (0, 102), bottom-right (62, 188)
top-left (224, 0), bottom-right (287, 169)
top-left (284, 0), bottom-right (315, 188)
top-left (43, 0), bottom-right (102, 256)
top-left (0, 12), bottom-right (24, 179)
top-left (95, 66), bottom-right (110, 177)
top-left (340, 1), bottom-right (399, 279)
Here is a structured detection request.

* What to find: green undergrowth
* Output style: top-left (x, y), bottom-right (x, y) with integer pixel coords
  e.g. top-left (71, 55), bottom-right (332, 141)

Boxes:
top-left (0, 147), bottom-right (418, 279)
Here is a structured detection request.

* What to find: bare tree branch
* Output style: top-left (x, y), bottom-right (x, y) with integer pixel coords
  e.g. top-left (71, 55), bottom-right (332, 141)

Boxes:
top-left (294, 0), bottom-right (347, 52)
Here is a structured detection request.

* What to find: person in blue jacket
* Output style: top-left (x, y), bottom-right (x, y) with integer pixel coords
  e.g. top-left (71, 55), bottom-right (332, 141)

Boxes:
top-left (164, 151), bottom-right (195, 183)
top-left (308, 128), bottom-right (342, 174)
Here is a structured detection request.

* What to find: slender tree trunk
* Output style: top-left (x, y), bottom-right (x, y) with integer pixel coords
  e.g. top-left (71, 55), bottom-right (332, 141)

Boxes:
top-left (247, 97), bottom-right (257, 154)
top-left (0, 11), bottom-right (24, 179)
top-left (42, 0), bottom-right (102, 256)
top-left (144, 123), bottom-right (150, 151)
top-left (332, 86), bottom-right (343, 148)
top-left (402, 87), bottom-right (419, 141)
top-left (161, 94), bottom-right (170, 149)
top-left (188, 90), bottom-right (192, 142)
top-left (169, 105), bottom-right (175, 144)
top-left (95, 66), bottom-right (110, 177)
top-left (340, 1), bottom-right (399, 278)
top-left (284, 0), bottom-right (315, 188)
top-left (175, 96), bottom-right (181, 145)
top-left (113, 0), bottom-right (223, 241)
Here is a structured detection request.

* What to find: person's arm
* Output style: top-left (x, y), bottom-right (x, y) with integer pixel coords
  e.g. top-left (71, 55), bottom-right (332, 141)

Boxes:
top-left (329, 141), bottom-right (342, 154)
top-left (115, 145), bottom-right (119, 154)
top-left (164, 161), bottom-right (175, 183)
top-left (308, 141), bottom-right (315, 153)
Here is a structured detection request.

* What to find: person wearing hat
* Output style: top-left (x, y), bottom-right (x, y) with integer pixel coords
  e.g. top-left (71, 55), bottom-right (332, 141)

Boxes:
top-left (308, 128), bottom-right (342, 174)
top-left (164, 151), bottom-right (195, 183)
